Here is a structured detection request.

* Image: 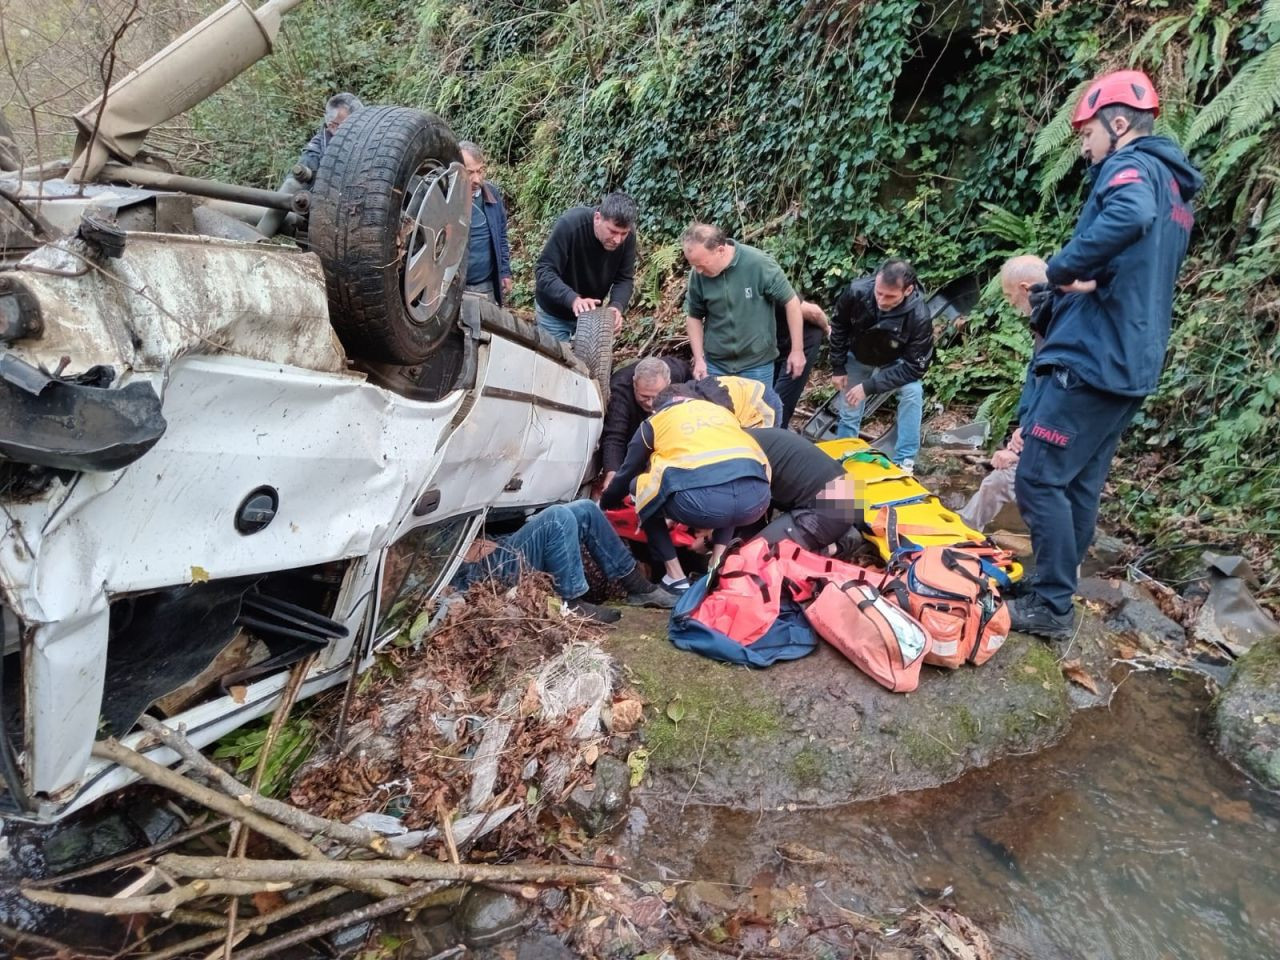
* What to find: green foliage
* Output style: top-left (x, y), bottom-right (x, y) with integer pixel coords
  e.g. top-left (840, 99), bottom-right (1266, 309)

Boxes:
top-left (212, 713), bottom-right (316, 799)
top-left (177, 0), bottom-right (1279, 548)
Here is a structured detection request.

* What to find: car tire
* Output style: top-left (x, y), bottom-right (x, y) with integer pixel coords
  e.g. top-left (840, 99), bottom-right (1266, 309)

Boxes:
top-left (571, 306), bottom-right (615, 406)
top-left (307, 106), bottom-right (469, 365)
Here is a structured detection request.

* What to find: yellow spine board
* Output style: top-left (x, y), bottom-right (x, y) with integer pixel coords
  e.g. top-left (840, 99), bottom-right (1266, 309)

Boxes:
top-left (816, 439), bottom-right (1024, 583)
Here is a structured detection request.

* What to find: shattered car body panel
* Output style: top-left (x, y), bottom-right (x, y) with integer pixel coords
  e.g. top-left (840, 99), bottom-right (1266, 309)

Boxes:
top-left (0, 0), bottom-right (608, 823)
top-left (11, 232), bottom-right (344, 375)
top-left (1, 291), bottom-right (602, 818)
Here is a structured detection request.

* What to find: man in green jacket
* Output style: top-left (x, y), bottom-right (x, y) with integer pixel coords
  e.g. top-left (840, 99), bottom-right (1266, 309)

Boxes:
top-left (682, 223), bottom-right (806, 389)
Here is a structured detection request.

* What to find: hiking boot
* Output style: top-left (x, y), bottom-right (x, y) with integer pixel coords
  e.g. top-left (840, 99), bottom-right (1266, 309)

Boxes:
top-left (624, 587), bottom-right (677, 609)
top-left (1008, 595), bottom-right (1074, 642)
top-left (565, 598), bottom-right (622, 625)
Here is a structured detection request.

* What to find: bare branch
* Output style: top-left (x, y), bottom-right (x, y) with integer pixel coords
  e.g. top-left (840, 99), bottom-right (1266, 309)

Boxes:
top-left (137, 715), bottom-right (411, 859)
top-left (20, 879), bottom-right (294, 916)
top-left (157, 853), bottom-right (619, 886)
top-left (89, 737), bottom-right (404, 899)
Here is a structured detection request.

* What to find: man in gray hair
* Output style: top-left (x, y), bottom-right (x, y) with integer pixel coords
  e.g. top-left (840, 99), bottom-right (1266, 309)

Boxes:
top-left (259, 93), bottom-right (363, 238)
top-left (299, 92), bottom-right (364, 174)
top-left (598, 355), bottom-right (692, 488)
top-left (459, 140), bottom-right (513, 304)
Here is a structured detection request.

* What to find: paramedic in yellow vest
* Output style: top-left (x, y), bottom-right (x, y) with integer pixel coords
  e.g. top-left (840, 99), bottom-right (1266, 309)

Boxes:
top-left (600, 394), bottom-right (771, 593)
top-left (680, 375), bottom-right (783, 429)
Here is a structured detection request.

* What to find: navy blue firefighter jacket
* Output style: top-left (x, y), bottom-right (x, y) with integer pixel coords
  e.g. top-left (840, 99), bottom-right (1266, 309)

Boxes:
top-left (1040, 135), bottom-right (1203, 397)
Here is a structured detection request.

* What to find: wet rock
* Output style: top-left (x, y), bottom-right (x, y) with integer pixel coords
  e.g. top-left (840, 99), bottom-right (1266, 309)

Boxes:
top-left (517, 934), bottom-right (576, 960)
top-left (42, 811), bottom-right (139, 875)
top-left (456, 888), bottom-right (532, 947)
top-left (1214, 636), bottom-right (1280, 790)
top-left (1088, 534), bottom-right (1128, 568)
top-left (565, 755), bottom-right (631, 836)
top-left (1107, 596), bottom-right (1185, 651)
top-left (606, 607), bottom-right (1075, 808)
top-left (675, 879), bottom-right (742, 923)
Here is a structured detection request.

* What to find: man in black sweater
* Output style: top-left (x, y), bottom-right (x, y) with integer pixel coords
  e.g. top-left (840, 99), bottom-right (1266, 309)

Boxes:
top-left (599, 356), bottom-right (692, 488)
top-left (746, 428), bottom-right (861, 551)
top-left (534, 193), bottom-right (638, 342)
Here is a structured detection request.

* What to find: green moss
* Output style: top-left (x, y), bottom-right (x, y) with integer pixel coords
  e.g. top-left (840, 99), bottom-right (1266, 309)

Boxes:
top-left (606, 612), bottom-right (784, 770)
top-left (899, 724), bottom-right (957, 773)
top-left (1013, 640), bottom-right (1061, 685)
top-left (789, 745), bottom-right (826, 787)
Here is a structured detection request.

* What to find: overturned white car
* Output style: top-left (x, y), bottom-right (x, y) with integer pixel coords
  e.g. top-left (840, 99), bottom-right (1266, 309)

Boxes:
top-left (0, 0), bottom-right (610, 822)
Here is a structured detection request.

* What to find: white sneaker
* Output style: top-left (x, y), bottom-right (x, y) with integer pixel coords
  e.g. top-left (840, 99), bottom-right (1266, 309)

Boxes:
top-left (900, 458), bottom-right (915, 475)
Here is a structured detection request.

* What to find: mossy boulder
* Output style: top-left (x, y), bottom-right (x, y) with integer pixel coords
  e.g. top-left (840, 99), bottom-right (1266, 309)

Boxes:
top-left (606, 607), bottom-right (1080, 808)
top-left (1214, 636), bottom-right (1280, 790)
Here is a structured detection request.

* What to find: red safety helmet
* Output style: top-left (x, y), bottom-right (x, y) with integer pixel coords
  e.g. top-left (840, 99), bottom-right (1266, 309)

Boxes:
top-left (1071, 69), bottom-right (1160, 129)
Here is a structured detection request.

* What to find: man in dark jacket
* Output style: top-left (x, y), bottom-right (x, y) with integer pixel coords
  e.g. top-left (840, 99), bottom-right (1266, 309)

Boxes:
top-left (829, 259), bottom-right (933, 469)
top-left (259, 92), bottom-right (362, 237)
top-left (772, 299), bottom-right (829, 426)
top-left (746, 428), bottom-right (859, 551)
top-left (599, 356), bottom-right (692, 487)
top-left (1011, 70), bottom-right (1202, 640)
top-left (534, 193), bottom-right (637, 341)
top-left (459, 141), bottom-right (512, 305)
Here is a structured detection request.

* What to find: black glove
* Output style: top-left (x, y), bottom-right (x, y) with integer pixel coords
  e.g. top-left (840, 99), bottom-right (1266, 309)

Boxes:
top-left (1028, 282), bottom-right (1055, 338)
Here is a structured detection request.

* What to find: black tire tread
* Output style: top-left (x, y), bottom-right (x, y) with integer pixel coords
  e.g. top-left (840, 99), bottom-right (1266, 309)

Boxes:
top-left (308, 106), bottom-right (463, 364)
top-left (571, 306), bottom-right (615, 406)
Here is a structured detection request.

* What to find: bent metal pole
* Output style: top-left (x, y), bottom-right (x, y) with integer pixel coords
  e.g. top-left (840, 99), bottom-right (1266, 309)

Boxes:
top-left (69, 0), bottom-right (309, 182)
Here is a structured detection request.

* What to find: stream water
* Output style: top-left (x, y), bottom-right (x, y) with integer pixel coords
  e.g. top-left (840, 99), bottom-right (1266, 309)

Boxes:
top-left (623, 673), bottom-right (1280, 959)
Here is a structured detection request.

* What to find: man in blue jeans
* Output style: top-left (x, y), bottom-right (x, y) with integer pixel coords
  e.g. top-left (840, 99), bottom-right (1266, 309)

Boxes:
top-left (534, 193), bottom-right (637, 341)
top-left (1010, 70), bottom-right (1201, 641)
top-left (682, 223), bottom-right (806, 390)
top-left (452, 500), bottom-right (675, 624)
top-left (828, 259), bottom-right (933, 471)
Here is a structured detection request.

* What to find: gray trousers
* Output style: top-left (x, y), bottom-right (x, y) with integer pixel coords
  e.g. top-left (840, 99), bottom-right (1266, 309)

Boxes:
top-left (958, 465), bottom-right (1017, 531)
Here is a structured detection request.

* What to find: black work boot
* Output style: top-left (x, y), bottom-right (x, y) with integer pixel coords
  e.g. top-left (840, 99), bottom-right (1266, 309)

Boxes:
top-left (1008, 595), bottom-right (1074, 642)
top-left (617, 568), bottom-right (677, 609)
top-left (565, 598), bottom-right (622, 625)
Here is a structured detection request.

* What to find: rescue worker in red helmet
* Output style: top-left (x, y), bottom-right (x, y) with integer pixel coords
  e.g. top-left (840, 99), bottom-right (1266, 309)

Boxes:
top-left (1009, 69), bottom-right (1204, 641)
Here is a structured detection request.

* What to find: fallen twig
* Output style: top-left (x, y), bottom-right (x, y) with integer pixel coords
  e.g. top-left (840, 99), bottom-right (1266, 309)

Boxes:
top-left (0, 921), bottom-right (107, 957)
top-left (223, 654), bottom-right (315, 959)
top-left (228, 882), bottom-right (441, 960)
top-left (138, 716), bottom-right (409, 859)
top-left (142, 885), bottom-right (348, 960)
top-left (158, 853), bottom-right (617, 886)
top-left (21, 879), bottom-right (292, 916)
top-left (89, 737), bottom-right (403, 899)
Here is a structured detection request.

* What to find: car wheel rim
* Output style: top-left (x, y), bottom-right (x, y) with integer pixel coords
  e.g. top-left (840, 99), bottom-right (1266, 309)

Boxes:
top-left (400, 160), bottom-right (469, 326)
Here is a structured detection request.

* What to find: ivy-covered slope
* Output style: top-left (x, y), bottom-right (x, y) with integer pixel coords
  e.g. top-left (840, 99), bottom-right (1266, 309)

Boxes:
top-left (190, 0), bottom-right (1279, 569)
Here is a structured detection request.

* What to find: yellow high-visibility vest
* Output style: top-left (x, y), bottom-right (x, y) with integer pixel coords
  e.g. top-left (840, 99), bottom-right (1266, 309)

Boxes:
top-left (635, 399), bottom-right (769, 515)
top-left (717, 376), bottom-right (776, 429)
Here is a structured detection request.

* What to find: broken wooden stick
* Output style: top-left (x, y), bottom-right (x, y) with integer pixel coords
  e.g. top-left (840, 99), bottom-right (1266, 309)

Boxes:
top-left (21, 880), bottom-right (293, 916)
top-left (138, 715), bottom-right (409, 859)
top-left (143, 884), bottom-right (348, 960)
top-left (230, 882), bottom-right (440, 960)
top-left (158, 853), bottom-right (617, 886)
top-left (89, 737), bottom-right (403, 899)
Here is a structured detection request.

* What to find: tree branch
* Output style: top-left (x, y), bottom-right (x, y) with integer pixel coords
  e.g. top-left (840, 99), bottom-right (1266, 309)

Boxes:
top-left (137, 716), bottom-right (408, 859)
top-left (89, 738), bottom-right (403, 899)
top-left (157, 853), bottom-right (617, 887)
top-left (20, 880), bottom-right (292, 916)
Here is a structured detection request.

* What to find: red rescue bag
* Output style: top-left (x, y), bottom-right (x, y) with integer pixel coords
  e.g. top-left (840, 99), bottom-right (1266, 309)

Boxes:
top-left (805, 577), bottom-right (932, 693)
top-left (884, 547), bottom-right (1010, 669)
top-left (690, 537), bottom-right (785, 646)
